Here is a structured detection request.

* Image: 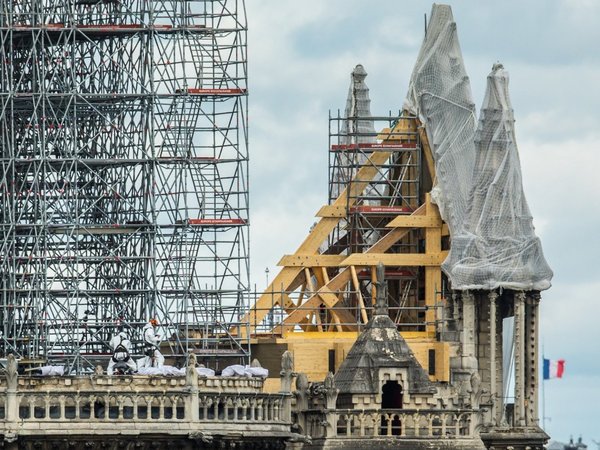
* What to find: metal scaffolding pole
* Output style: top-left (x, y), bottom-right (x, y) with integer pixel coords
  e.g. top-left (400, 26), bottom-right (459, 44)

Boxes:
top-left (0, 0), bottom-right (249, 373)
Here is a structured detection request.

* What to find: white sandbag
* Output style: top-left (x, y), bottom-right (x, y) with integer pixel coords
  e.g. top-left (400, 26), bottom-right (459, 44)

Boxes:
top-left (245, 366), bottom-right (269, 378)
top-left (221, 364), bottom-right (268, 378)
top-left (38, 365), bottom-right (65, 376)
top-left (221, 364), bottom-right (248, 377)
top-left (137, 365), bottom-right (185, 376)
top-left (196, 367), bottom-right (215, 377)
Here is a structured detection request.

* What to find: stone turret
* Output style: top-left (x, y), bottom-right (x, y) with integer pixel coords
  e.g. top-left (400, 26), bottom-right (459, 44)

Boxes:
top-left (334, 263), bottom-right (435, 409)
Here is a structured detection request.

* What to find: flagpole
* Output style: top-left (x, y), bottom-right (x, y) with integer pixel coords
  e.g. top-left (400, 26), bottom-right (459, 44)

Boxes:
top-left (542, 343), bottom-right (546, 430)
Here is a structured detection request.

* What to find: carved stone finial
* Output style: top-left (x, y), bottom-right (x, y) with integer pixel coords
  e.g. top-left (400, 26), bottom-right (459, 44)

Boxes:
top-left (374, 262), bottom-right (388, 316)
top-left (94, 365), bottom-right (104, 376)
top-left (6, 353), bottom-right (18, 390)
top-left (352, 64), bottom-right (368, 82)
top-left (281, 351), bottom-right (293, 373)
top-left (186, 353), bottom-right (198, 389)
top-left (323, 372), bottom-right (339, 411)
top-left (251, 358), bottom-right (262, 368)
top-left (324, 372), bottom-right (335, 390)
top-left (280, 351), bottom-right (295, 394)
top-left (295, 373), bottom-right (309, 391)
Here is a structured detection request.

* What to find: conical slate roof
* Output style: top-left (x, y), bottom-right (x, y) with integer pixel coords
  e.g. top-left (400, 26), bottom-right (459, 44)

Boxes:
top-left (334, 265), bottom-right (435, 395)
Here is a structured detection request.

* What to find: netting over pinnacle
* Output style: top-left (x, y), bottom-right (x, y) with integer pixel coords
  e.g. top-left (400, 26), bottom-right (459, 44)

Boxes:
top-left (445, 65), bottom-right (553, 290)
top-left (331, 64), bottom-right (376, 202)
top-left (0, 0), bottom-right (250, 372)
top-left (404, 4), bottom-right (552, 291)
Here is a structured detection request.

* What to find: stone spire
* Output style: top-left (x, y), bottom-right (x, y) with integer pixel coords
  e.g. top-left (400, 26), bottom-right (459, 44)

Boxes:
top-left (374, 262), bottom-right (388, 316)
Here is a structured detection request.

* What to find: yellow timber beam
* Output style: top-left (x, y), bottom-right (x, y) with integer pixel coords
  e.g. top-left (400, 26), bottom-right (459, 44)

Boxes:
top-left (277, 204), bottom-right (429, 332)
top-left (385, 215), bottom-right (443, 228)
top-left (242, 149), bottom-right (395, 334)
top-left (340, 252), bottom-right (448, 267)
top-left (277, 255), bottom-right (347, 267)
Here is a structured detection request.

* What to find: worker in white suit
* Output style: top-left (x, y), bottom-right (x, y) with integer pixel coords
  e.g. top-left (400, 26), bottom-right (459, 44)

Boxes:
top-left (107, 331), bottom-right (137, 375)
top-left (137, 318), bottom-right (165, 369)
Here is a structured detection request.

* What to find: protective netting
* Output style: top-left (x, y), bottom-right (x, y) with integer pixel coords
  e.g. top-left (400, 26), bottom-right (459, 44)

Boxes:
top-left (333, 64), bottom-right (377, 202)
top-left (444, 65), bottom-right (553, 290)
top-left (340, 64), bottom-right (376, 145)
top-left (404, 4), bottom-right (552, 291)
top-left (404, 4), bottom-right (477, 234)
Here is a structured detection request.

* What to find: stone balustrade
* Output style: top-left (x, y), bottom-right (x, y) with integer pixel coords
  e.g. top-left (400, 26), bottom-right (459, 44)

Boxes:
top-left (0, 377), bottom-right (290, 424)
top-left (0, 354), bottom-right (297, 450)
top-left (301, 408), bottom-right (475, 439)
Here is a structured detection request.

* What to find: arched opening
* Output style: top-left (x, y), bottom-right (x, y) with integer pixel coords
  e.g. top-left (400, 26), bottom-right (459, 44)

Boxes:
top-left (381, 380), bottom-right (403, 436)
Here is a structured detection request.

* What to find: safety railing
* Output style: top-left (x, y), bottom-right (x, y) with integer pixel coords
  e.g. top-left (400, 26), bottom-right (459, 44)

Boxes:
top-left (247, 291), bottom-right (428, 336)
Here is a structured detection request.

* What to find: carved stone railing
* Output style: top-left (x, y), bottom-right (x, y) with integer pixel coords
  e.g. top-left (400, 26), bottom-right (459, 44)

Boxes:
top-left (301, 408), bottom-right (476, 439)
top-left (0, 353), bottom-right (297, 443)
top-left (15, 390), bottom-right (187, 422)
top-left (4, 390), bottom-right (289, 425)
top-left (196, 394), bottom-right (286, 423)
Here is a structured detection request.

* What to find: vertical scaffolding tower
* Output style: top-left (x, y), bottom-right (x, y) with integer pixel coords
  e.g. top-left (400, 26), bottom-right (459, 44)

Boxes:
top-left (328, 111), bottom-right (426, 329)
top-left (0, 0), bottom-right (249, 372)
top-left (326, 66), bottom-right (426, 330)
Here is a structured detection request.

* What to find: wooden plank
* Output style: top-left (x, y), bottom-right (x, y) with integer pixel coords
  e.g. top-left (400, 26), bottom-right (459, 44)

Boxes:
top-left (350, 265), bottom-right (369, 324)
top-left (418, 123), bottom-right (436, 183)
top-left (295, 283), bottom-right (306, 308)
top-left (277, 254), bottom-right (347, 267)
top-left (424, 196), bottom-right (443, 333)
top-left (385, 214), bottom-right (442, 228)
top-left (316, 205), bottom-right (347, 218)
top-left (340, 252), bottom-right (447, 267)
top-left (370, 226), bottom-right (414, 252)
top-left (321, 268), bottom-right (343, 332)
top-left (442, 223), bottom-right (449, 236)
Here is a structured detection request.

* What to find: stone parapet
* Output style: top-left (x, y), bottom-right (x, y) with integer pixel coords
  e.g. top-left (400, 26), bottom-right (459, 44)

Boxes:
top-left (0, 373), bottom-right (293, 447)
top-left (300, 408), bottom-right (479, 440)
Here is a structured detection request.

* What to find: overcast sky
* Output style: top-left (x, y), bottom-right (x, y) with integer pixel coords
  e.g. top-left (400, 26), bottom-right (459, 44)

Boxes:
top-left (246, 1), bottom-right (600, 442)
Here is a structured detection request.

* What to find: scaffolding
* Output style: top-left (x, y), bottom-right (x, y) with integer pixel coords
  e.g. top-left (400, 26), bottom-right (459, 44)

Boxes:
top-left (0, 0), bottom-right (249, 372)
top-left (328, 112), bottom-right (427, 330)
top-left (245, 66), bottom-right (443, 337)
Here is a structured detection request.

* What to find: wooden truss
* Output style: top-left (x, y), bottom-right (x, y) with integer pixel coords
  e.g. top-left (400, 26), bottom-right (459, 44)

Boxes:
top-left (243, 117), bottom-right (447, 337)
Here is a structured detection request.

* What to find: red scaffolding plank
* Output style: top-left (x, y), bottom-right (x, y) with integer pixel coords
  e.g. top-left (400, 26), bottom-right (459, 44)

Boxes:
top-left (349, 205), bottom-right (413, 214)
top-left (331, 142), bottom-right (418, 151)
top-left (176, 88), bottom-right (246, 95)
top-left (187, 218), bottom-right (246, 226)
top-left (78, 24), bottom-right (143, 31)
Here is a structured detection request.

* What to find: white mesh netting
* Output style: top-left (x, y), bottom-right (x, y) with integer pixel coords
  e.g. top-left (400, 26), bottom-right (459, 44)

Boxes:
top-left (445, 64), bottom-right (553, 290)
top-left (333, 64), bottom-right (377, 201)
top-left (404, 5), bottom-right (552, 291)
top-left (404, 4), bottom-right (477, 233)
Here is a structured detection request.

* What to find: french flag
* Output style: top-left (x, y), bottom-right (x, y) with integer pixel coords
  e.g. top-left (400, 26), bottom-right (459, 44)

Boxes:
top-left (543, 358), bottom-right (565, 380)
